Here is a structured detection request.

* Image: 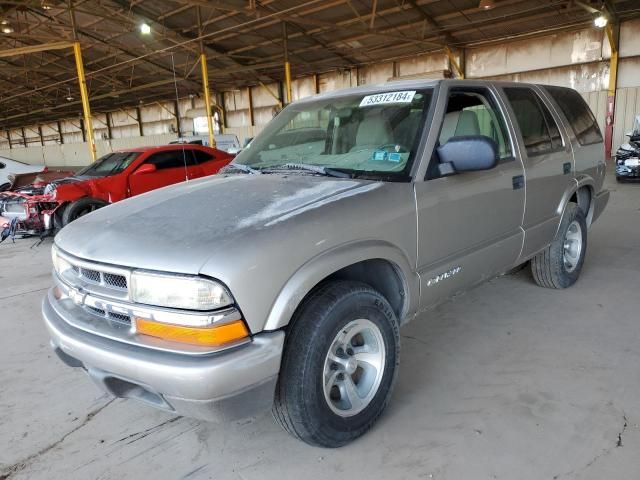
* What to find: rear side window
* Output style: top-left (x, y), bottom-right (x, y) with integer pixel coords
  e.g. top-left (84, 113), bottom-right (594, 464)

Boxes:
top-left (145, 150), bottom-right (194, 170)
top-left (504, 88), bottom-right (562, 157)
top-left (191, 149), bottom-right (215, 164)
top-left (544, 86), bottom-right (603, 146)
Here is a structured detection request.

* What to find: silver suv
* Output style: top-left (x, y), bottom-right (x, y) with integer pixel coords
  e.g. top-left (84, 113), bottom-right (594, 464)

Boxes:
top-left (44, 80), bottom-right (609, 447)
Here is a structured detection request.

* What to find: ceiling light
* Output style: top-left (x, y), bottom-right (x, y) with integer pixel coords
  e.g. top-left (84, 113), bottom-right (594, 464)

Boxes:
top-left (478, 0), bottom-right (494, 10)
top-left (139, 23), bottom-right (151, 35)
top-left (41, 0), bottom-right (54, 10)
top-left (1, 26), bottom-right (14, 34)
top-left (0, 19), bottom-right (8, 25)
top-left (594, 14), bottom-right (608, 28)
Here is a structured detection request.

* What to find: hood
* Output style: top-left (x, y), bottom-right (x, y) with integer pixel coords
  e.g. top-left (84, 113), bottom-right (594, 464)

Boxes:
top-left (50, 175), bottom-right (99, 186)
top-left (1, 160), bottom-right (44, 176)
top-left (55, 173), bottom-right (379, 274)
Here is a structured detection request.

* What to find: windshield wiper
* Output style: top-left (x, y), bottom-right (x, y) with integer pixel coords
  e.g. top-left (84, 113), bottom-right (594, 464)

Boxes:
top-left (220, 163), bottom-right (262, 175)
top-left (263, 163), bottom-right (351, 178)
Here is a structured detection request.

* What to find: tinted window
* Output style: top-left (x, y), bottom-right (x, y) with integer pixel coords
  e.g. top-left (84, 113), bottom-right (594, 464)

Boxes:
top-left (191, 149), bottom-right (214, 164)
top-left (504, 88), bottom-right (557, 156)
top-left (438, 88), bottom-right (512, 160)
top-left (544, 86), bottom-right (603, 146)
top-left (0, 162), bottom-right (5, 169)
top-left (540, 101), bottom-right (563, 150)
top-left (145, 150), bottom-right (194, 170)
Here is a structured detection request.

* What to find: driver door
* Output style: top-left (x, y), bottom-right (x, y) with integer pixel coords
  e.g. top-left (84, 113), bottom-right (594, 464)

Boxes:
top-left (415, 83), bottom-right (525, 309)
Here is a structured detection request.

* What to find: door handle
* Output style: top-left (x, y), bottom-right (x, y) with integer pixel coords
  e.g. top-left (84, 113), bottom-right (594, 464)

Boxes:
top-left (563, 162), bottom-right (572, 174)
top-left (512, 175), bottom-right (524, 190)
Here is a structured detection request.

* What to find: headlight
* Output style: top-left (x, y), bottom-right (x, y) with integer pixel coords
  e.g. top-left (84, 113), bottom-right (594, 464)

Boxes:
top-left (44, 183), bottom-right (56, 197)
top-left (51, 247), bottom-right (72, 276)
top-left (131, 271), bottom-right (233, 310)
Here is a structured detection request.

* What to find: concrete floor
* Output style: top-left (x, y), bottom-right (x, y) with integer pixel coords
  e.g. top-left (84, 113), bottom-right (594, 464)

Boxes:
top-left (1, 173), bottom-right (639, 480)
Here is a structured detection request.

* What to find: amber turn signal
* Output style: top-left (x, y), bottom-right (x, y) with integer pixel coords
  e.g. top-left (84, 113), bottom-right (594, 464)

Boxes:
top-left (135, 318), bottom-right (249, 347)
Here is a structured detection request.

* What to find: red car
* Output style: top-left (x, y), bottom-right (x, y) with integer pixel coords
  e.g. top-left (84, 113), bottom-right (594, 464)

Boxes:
top-left (0, 144), bottom-right (233, 235)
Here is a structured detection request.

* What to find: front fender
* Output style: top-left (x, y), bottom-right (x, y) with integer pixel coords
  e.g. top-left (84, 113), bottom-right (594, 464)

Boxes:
top-left (262, 239), bottom-right (419, 331)
top-left (56, 183), bottom-right (89, 202)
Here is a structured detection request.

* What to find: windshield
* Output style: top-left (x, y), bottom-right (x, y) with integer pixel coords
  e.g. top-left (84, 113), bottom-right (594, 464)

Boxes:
top-left (234, 88), bottom-right (433, 179)
top-left (76, 152), bottom-right (141, 177)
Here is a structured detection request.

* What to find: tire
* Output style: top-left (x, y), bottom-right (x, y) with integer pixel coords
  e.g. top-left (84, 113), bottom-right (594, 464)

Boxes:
top-left (616, 176), bottom-right (624, 183)
top-left (0, 182), bottom-right (10, 192)
top-left (61, 198), bottom-right (107, 226)
top-left (272, 280), bottom-right (400, 447)
top-left (53, 205), bottom-right (66, 230)
top-left (531, 203), bottom-right (587, 289)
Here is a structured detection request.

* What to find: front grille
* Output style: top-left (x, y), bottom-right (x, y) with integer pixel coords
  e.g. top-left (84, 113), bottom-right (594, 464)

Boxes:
top-left (87, 306), bottom-right (106, 316)
top-left (103, 273), bottom-right (128, 290)
top-left (81, 268), bottom-right (101, 284)
top-left (73, 266), bottom-right (127, 290)
top-left (57, 250), bottom-right (130, 300)
top-left (108, 312), bottom-right (131, 325)
top-left (85, 305), bottom-right (131, 327)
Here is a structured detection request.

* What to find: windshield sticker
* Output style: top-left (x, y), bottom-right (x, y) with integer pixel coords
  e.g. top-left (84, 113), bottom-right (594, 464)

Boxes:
top-left (387, 152), bottom-right (402, 163)
top-left (372, 150), bottom-right (388, 161)
top-left (360, 91), bottom-right (416, 107)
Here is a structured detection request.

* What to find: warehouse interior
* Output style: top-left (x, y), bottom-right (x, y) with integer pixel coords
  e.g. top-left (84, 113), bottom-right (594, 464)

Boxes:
top-left (1, 0), bottom-right (640, 479)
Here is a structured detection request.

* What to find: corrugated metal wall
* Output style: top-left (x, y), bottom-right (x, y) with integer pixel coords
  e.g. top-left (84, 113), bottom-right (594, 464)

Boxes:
top-left (3, 19), bottom-right (640, 166)
top-left (468, 19), bottom-right (640, 152)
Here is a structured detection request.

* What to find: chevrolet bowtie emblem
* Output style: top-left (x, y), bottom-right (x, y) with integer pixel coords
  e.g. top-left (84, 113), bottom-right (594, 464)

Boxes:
top-left (68, 288), bottom-right (85, 306)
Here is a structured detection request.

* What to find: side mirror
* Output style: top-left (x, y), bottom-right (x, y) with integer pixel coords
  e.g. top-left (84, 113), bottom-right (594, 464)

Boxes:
top-left (437, 136), bottom-right (499, 176)
top-left (134, 163), bottom-right (157, 175)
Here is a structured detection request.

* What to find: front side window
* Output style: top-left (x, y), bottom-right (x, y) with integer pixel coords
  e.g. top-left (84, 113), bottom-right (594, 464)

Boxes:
top-left (438, 87), bottom-right (512, 160)
top-left (504, 87), bottom-right (562, 157)
top-left (233, 89), bottom-right (434, 179)
top-left (76, 152), bottom-right (141, 177)
top-left (544, 86), bottom-right (603, 146)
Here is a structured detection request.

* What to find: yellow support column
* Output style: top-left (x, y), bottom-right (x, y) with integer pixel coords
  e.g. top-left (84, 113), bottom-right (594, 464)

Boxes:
top-left (284, 61), bottom-right (293, 105)
top-left (73, 41), bottom-right (96, 162)
top-left (604, 23), bottom-right (619, 159)
top-left (444, 46), bottom-right (464, 79)
top-left (283, 22), bottom-right (293, 104)
top-left (200, 53), bottom-right (216, 149)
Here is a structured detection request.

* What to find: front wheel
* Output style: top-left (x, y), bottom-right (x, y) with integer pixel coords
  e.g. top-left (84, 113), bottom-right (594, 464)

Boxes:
top-left (531, 202), bottom-right (587, 289)
top-left (272, 280), bottom-right (400, 447)
top-left (61, 198), bottom-right (107, 226)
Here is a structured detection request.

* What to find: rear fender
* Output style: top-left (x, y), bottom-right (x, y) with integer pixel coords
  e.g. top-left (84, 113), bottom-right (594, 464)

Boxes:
top-left (262, 240), bottom-right (419, 332)
top-left (554, 176), bottom-right (595, 237)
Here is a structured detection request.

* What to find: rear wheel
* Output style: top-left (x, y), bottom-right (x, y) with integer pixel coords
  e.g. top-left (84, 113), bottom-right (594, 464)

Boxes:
top-left (61, 198), bottom-right (107, 226)
top-left (0, 182), bottom-right (10, 191)
top-left (272, 280), bottom-right (400, 447)
top-left (531, 203), bottom-right (587, 289)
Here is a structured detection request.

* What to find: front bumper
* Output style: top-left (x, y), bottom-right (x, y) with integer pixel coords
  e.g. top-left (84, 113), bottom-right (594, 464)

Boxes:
top-left (43, 292), bottom-right (285, 421)
top-left (616, 162), bottom-right (640, 178)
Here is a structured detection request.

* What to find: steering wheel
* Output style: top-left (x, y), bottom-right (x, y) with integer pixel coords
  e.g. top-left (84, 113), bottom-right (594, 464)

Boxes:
top-left (377, 143), bottom-right (410, 154)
